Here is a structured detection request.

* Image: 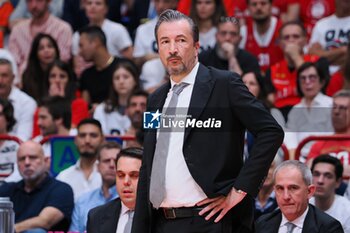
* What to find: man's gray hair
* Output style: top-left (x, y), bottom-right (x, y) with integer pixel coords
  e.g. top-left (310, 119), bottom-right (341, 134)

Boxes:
top-left (333, 89), bottom-right (350, 99)
top-left (0, 58), bottom-right (13, 74)
top-left (154, 9), bottom-right (199, 44)
top-left (273, 160), bottom-right (312, 185)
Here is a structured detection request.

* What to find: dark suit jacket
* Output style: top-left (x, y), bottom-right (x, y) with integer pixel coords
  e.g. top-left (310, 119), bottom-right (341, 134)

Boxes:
top-left (132, 64), bottom-right (284, 233)
top-left (86, 198), bottom-right (121, 233)
top-left (255, 204), bottom-right (344, 233)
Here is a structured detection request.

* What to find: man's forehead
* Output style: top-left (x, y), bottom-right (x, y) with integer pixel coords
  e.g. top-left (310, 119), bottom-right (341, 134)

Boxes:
top-left (313, 162), bottom-right (336, 173)
top-left (158, 20), bottom-right (192, 35)
top-left (334, 96), bottom-right (350, 105)
top-left (130, 96), bottom-right (147, 104)
top-left (78, 124), bottom-right (100, 133)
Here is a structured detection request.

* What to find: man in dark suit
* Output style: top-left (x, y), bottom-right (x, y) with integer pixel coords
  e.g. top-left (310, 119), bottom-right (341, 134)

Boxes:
top-left (86, 147), bottom-right (143, 233)
top-left (132, 9), bottom-right (284, 233)
top-left (256, 160), bottom-right (344, 233)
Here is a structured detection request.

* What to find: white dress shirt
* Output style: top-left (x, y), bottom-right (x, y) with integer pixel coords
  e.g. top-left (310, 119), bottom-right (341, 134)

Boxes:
top-left (279, 206), bottom-right (309, 233)
top-left (116, 202), bottom-right (132, 233)
top-left (160, 62), bottom-right (208, 207)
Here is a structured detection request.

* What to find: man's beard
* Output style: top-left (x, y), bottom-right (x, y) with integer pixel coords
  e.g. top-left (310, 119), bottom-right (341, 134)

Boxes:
top-left (80, 151), bottom-right (97, 159)
top-left (254, 15), bottom-right (270, 25)
top-left (216, 46), bottom-right (228, 60)
top-left (131, 112), bottom-right (142, 129)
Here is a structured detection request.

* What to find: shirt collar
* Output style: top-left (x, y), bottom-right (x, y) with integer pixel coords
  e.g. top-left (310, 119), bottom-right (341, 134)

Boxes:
top-left (301, 93), bottom-right (325, 106)
top-left (74, 159), bottom-right (99, 171)
top-left (98, 185), bottom-right (118, 201)
top-left (281, 205), bottom-right (309, 230)
top-left (170, 62), bottom-right (199, 88)
top-left (120, 201), bottom-right (132, 216)
top-left (16, 172), bottom-right (51, 193)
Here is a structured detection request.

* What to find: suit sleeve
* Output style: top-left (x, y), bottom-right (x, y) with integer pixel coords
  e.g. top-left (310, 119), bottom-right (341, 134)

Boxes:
top-left (86, 208), bottom-right (97, 233)
top-left (228, 73), bottom-right (284, 197)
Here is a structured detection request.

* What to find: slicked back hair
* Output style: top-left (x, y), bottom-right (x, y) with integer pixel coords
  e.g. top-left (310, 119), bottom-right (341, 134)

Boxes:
top-left (155, 9), bottom-right (199, 44)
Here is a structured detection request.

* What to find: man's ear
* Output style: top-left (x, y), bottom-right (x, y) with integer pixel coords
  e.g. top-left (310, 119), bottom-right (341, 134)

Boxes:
top-left (307, 184), bottom-right (316, 198)
top-left (55, 117), bottom-right (63, 127)
top-left (335, 177), bottom-right (342, 189)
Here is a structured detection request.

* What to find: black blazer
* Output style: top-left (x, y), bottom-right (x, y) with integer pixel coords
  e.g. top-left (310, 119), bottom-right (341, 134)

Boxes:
top-left (132, 64), bottom-right (284, 233)
top-left (255, 204), bottom-right (344, 233)
top-left (86, 198), bottom-right (121, 233)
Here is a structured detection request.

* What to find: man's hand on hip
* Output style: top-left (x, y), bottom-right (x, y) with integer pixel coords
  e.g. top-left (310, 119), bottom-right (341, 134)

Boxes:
top-left (196, 187), bottom-right (247, 223)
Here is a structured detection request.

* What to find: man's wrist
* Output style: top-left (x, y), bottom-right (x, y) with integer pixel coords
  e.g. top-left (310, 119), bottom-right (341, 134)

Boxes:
top-left (234, 188), bottom-right (247, 196)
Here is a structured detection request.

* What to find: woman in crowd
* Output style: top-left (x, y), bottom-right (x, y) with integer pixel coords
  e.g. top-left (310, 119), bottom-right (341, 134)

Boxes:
top-left (285, 62), bottom-right (333, 161)
top-left (32, 60), bottom-right (89, 137)
top-left (242, 71), bottom-right (285, 159)
top-left (189, 0), bottom-right (226, 52)
top-left (22, 33), bottom-right (60, 103)
top-left (93, 59), bottom-right (140, 135)
top-left (242, 71), bottom-right (285, 127)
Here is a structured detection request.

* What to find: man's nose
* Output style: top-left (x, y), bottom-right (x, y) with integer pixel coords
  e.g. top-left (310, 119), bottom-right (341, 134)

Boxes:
top-left (169, 41), bottom-right (178, 54)
top-left (282, 189), bottom-right (291, 199)
top-left (316, 175), bottom-right (325, 184)
top-left (24, 157), bottom-right (31, 165)
top-left (123, 175), bottom-right (131, 185)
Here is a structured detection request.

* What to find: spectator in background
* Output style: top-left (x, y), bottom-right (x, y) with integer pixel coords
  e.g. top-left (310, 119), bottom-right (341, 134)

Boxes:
top-left (265, 21), bottom-right (328, 119)
top-left (256, 160), bottom-right (344, 233)
top-left (309, 0), bottom-right (350, 75)
top-left (285, 62), bottom-right (333, 161)
top-left (242, 71), bottom-right (285, 159)
top-left (78, 26), bottom-right (121, 110)
top-left (0, 49), bottom-right (19, 85)
top-left (31, 60), bottom-right (90, 137)
top-left (133, 0), bottom-right (178, 68)
top-left (87, 147), bottom-right (143, 233)
top-left (177, 0), bottom-right (300, 23)
top-left (72, 0), bottom-right (133, 77)
top-left (139, 58), bottom-right (167, 93)
top-left (8, 0), bottom-right (72, 76)
top-left (0, 141), bottom-right (74, 233)
top-left (307, 90), bottom-right (350, 179)
top-left (310, 155), bottom-right (350, 232)
top-left (70, 141), bottom-right (121, 233)
top-left (189, 0), bottom-right (226, 52)
top-left (46, 60), bottom-right (89, 130)
top-left (0, 98), bottom-right (20, 183)
top-left (0, 0), bottom-right (13, 48)
top-left (199, 16), bottom-right (260, 76)
top-left (56, 118), bottom-right (104, 200)
top-left (254, 153), bottom-right (283, 220)
top-left (297, 0), bottom-right (335, 38)
top-left (33, 96), bottom-right (72, 158)
top-left (242, 71), bottom-right (285, 128)
top-left (0, 58), bottom-right (36, 141)
top-left (124, 90), bottom-right (148, 147)
top-left (241, 0), bottom-right (283, 73)
top-left (62, 0), bottom-right (121, 32)
top-left (22, 33), bottom-right (60, 103)
top-left (9, 0), bottom-right (63, 29)
top-left (327, 42), bottom-right (350, 96)
top-left (93, 59), bottom-right (139, 135)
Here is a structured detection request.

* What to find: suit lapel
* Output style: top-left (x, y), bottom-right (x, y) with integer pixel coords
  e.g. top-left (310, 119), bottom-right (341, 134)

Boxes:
top-left (147, 82), bottom-right (171, 163)
top-left (100, 199), bottom-right (122, 233)
top-left (184, 64), bottom-right (215, 142)
top-left (301, 205), bottom-right (318, 233)
top-left (267, 210), bottom-right (282, 233)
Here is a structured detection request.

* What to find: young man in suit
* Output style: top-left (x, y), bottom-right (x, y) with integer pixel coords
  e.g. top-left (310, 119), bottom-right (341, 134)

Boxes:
top-left (132, 9), bottom-right (284, 233)
top-left (256, 160), bottom-right (344, 233)
top-left (86, 147), bottom-right (143, 233)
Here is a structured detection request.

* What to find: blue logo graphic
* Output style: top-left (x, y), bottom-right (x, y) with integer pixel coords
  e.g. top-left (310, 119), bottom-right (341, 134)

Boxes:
top-left (143, 110), bottom-right (162, 129)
